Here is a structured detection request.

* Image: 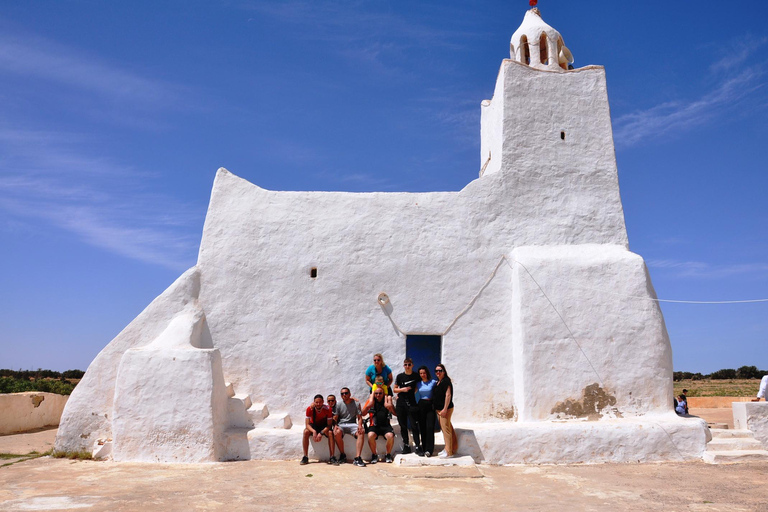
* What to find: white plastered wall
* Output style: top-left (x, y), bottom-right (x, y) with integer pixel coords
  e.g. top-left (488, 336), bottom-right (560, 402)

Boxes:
top-left (55, 49), bottom-right (708, 463)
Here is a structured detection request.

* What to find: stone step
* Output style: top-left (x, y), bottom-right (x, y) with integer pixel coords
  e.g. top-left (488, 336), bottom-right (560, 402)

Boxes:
top-left (703, 449), bottom-right (768, 464)
top-left (259, 412), bottom-right (292, 429)
top-left (394, 453), bottom-right (475, 467)
top-left (247, 403), bottom-right (269, 424)
top-left (232, 393), bottom-right (252, 410)
top-left (709, 428), bottom-right (755, 439)
top-left (706, 437), bottom-right (763, 451)
top-left (227, 397), bottom-right (254, 429)
top-left (224, 382), bottom-right (235, 398)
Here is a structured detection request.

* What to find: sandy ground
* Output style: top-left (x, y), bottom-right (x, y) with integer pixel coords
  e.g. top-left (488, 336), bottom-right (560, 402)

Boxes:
top-left (1, 410), bottom-right (765, 511)
top-left (0, 427), bottom-right (57, 455)
top-left (690, 408), bottom-right (735, 429)
top-left (1, 455), bottom-right (767, 511)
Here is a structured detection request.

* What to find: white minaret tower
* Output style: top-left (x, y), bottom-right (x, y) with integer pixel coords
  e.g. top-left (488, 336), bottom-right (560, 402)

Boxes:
top-left (479, 7), bottom-right (625, 245)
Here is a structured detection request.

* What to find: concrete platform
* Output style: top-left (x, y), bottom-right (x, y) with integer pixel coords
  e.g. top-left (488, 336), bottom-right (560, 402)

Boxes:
top-left (703, 450), bottom-right (768, 464)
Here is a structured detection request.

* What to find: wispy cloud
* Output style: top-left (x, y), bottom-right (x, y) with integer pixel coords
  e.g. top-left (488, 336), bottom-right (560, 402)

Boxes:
top-left (710, 35), bottom-right (768, 73)
top-left (647, 259), bottom-right (768, 279)
top-left (613, 36), bottom-right (767, 148)
top-left (0, 33), bottom-right (186, 108)
top-left (243, 0), bottom-right (472, 75)
top-left (0, 128), bottom-right (200, 270)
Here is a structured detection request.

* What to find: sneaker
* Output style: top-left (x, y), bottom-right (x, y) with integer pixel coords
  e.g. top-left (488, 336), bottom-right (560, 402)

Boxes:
top-left (401, 445), bottom-right (411, 455)
top-left (425, 451), bottom-right (431, 458)
top-left (300, 456), bottom-right (309, 465)
top-left (370, 454), bottom-right (378, 464)
top-left (438, 449), bottom-right (447, 457)
top-left (439, 452), bottom-right (454, 459)
top-left (353, 457), bottom-right (366, 467)
top-left (415, 448), bottom-right (424, 457)
top-left (329, 456), bottom-right (339, 466)
top-left (338, 453), bottom-right (347, 464)
top-left (385, 453), bottom-right (394, 463)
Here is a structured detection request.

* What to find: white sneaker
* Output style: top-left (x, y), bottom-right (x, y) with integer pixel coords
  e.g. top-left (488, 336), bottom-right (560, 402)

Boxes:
top-left (438, 450), bottom-right (447, 457)
top-left (439, 452), bottom-right (453, 459)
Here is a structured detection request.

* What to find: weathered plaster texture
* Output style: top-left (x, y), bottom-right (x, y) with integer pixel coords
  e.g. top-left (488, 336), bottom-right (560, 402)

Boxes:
top-left (0, 392), bottom-right (68, 435)
top-left (56, 9), bottom-right (707, 463)
top-left (112, 306), bottom-right (233, 463)
top-left (732, 402), bottom-right (768, 449)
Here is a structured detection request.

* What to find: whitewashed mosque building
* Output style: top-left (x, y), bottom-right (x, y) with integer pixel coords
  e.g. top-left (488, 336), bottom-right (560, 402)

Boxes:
top-left (56, 8), bottom-right (709, 464)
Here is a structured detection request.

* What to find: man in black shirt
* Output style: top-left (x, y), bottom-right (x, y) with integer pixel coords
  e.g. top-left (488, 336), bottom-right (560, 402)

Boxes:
top-left (393, 357), bottom-right (421, 454)
top-left (362, 388), bottom-right (397, 463)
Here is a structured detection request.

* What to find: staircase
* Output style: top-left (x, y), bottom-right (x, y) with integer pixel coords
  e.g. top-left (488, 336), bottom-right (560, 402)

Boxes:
top-left (703, 428), bottom-right (768, 463)
top-left (223, 382), bottom-right (293, 460)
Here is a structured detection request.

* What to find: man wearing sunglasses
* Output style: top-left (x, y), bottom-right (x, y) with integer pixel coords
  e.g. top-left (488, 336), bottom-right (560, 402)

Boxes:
top-left (331, 387), bottom-right (367, 467)
top-left (393, 357), bottom-right (421, 455)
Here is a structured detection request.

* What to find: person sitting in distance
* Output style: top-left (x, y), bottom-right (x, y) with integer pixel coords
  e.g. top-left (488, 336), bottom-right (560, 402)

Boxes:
top-left (331, 387), bottom-right (367, 467)
top-left (361, 387), bottom-right (397, 464)
top-left (301, 394), bottom-right (335, 465)
top-left (675, 394), bottom-right (687, 415)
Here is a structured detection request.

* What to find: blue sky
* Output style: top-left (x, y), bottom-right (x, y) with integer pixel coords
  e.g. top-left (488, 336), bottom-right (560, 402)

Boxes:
top-left (0, 1), bottom-right (766, 373)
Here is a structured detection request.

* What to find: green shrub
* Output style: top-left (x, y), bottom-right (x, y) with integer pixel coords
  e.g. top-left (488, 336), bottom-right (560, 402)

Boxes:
top-left (0, 376), bottom-right (76, 395)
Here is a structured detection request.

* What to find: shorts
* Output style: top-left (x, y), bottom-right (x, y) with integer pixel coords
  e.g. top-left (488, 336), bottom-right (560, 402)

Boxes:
top-left (309, 424), bottom-right (329, 436)
top-left (337, 423), bottom-right (360, 436)
top-left (366, 424), bottom-right (394, 438)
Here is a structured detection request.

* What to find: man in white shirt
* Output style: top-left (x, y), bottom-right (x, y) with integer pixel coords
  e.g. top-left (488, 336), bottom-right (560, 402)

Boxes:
top-left (753, 374), bottom-right (768, 402)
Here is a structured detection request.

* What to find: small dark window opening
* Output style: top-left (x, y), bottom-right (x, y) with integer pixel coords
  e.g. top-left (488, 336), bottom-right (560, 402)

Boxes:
top-left (560, 131), bottom-right (566, 140)
top-left (539, 33), bottom-right (548, 65)
top-left (520, 35), bottom-right (530, 65)
top-left (310, 267), bottom-right (318, 278)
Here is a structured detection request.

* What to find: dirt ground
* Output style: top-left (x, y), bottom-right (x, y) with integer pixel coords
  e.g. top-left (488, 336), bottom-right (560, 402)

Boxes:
top-left (1, 454), bottom-right (767, 511)
top-left (1, 415), bottom-right (766, 512)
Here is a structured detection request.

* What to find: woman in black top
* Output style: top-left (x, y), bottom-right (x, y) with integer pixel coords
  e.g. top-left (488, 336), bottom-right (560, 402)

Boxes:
top-left (433, 363), bottom-right (458, 457)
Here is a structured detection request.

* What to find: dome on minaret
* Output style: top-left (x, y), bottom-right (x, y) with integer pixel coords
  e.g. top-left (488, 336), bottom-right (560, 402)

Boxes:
top-left (510, 8), bottom-right (574, 71)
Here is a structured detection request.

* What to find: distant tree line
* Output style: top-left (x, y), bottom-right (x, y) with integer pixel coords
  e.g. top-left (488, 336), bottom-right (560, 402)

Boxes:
top-left (0, 368), bottom-right (85, 395)
top-left (674, 366), bottom-right (767, 381)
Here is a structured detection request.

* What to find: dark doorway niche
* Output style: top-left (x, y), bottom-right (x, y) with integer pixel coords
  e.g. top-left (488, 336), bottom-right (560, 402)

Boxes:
top-left (405, 334), bottom-right (442, 376)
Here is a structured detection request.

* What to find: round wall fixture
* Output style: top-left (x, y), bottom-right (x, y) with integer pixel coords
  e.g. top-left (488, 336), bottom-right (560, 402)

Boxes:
top-left (377, 293), bottom-right (390, 306)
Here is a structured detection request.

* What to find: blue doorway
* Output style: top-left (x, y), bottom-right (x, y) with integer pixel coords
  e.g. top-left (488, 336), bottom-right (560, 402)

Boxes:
top-left (405, 334), bottom-right (442, 377)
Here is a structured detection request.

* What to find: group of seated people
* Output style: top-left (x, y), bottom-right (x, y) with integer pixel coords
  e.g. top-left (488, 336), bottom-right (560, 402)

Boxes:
top-left (300, 354), bottom-right (458, 466)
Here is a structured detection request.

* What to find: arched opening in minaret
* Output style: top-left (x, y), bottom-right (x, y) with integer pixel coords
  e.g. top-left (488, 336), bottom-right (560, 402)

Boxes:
top-left (539, 33), bottom-right (548, 65)
top-left (520, 35), bottom-right (530, 65)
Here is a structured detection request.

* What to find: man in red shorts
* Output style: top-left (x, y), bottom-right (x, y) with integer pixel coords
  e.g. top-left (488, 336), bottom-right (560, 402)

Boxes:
top-left (301, 394), bottom-right (335, 465)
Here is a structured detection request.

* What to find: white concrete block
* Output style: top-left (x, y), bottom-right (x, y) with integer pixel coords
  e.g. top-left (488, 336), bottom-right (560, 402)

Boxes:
top-left (732, 402), bottom-right (768, 449)
top-left (395, 453), bottom-right (476, 467)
